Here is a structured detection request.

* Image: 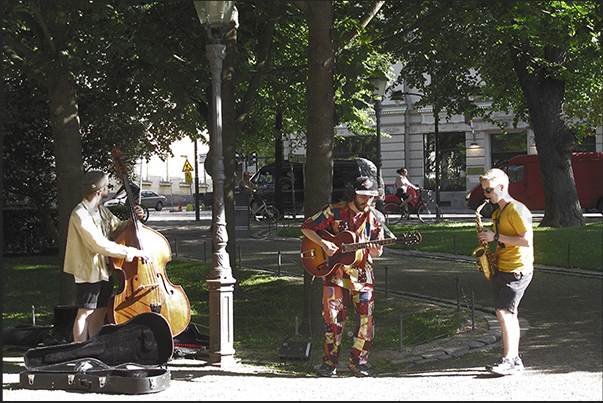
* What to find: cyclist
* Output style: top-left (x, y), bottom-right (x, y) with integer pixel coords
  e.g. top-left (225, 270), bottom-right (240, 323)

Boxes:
top-left (238, 172), bottom-right (261, 213)
top-left (394, 168), bottom-right (420, 216)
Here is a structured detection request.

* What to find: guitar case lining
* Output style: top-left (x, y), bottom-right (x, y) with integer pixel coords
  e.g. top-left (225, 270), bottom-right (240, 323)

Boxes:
top-left (19, 312), bottom-right (173, 394)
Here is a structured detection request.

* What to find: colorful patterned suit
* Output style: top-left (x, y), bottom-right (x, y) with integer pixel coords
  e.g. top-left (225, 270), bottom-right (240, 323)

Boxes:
top-left (301, 201), bottom-right (384, 370)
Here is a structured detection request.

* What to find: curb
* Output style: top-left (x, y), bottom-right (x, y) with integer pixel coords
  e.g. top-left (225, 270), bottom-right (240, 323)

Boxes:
top-left (379, 290), bottom-right (530, 367)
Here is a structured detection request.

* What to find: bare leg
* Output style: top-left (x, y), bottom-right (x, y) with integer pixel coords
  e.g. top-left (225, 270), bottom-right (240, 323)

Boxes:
top-left (497, 308), bottom-right (521, 358)
top-left (73, 308), bottom-right (94, 343)
top-left (398, 196), bottom-right (413, 215)
top-left (87, 307), bottom-right (108, 339)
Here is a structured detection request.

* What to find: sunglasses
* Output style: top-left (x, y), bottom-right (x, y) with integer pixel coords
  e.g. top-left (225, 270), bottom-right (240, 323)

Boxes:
top-left (482, 187), bottom-right (495, 194)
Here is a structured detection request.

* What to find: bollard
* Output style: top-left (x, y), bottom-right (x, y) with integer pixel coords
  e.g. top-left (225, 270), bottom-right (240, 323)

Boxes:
top-left (399, 313), bottom-right (403, 351)
top-left (32, 305), bottom-right (36, 326)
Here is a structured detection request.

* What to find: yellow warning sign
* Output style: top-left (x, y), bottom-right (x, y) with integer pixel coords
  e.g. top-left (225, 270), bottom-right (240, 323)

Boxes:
top-left (185, 172), bottom-right (193, 184)
top-left (182, 159), bottom-right (193, 172)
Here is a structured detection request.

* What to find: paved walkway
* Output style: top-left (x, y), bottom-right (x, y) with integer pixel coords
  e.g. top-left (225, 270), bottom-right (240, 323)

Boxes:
top-left (146, 212), bottom-right (603, 374)
top-left (3, 211), bottom-right (602, 400)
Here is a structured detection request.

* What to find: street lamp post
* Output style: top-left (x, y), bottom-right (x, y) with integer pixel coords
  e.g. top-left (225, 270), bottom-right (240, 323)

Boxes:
top-left (368, 75), bottom-right (387, 181)
top-left (194, 0), bottom-right (236, 367)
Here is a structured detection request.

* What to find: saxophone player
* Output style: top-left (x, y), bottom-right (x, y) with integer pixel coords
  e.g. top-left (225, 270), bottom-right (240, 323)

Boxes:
top-left (478, 168), bottom-right (534, 376)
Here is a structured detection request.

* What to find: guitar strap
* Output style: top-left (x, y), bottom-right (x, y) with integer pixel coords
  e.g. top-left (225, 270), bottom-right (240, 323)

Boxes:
top-left (370, 206), bottom-right (396, 240)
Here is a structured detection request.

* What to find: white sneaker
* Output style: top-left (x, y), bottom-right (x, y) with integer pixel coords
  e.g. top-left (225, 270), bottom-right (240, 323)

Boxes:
top-left (486, 356), bottom-right (524, 375)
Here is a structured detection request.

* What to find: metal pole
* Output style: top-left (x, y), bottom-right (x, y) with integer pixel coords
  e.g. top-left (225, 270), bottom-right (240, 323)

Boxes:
top-left (471, 291), bottom-right (475, 331)
top-left (453, 234), bottom-right (456, 255)
top-left (374, 98), bottom-right (383, 181)
top-left (295, 316), bottom-right (299, 337)
top-left (205, 39), bottom-right (236, 367)
top-left (456, 276), bottom-right (461, 311)
top-left (434, 108), bottom-right (441, 221)
top-left (194, 139), bottom-right (200, 221)
top-left (399, 313), bottom-right (403, 351)
top-left (385, 265), bottom-right (389, 298)
top-left (278, 250), bottom-right (282, 276)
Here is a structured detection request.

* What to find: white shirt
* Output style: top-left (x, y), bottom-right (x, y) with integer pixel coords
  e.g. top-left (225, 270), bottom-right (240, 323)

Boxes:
top-left (63, 198), bottom-right (139, 283)
top-left (395, 174), bottom-right (417, 193)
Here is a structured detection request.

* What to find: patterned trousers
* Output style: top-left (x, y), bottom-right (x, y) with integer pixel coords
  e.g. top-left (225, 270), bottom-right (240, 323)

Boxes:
top-left (322, 285), bottom-right (374, 369)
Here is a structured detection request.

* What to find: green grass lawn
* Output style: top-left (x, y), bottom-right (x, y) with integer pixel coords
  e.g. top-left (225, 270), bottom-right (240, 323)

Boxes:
top-left (280, 221), bottom-right (603, 271)
top-left (3, 256), bottom-right (473, 371)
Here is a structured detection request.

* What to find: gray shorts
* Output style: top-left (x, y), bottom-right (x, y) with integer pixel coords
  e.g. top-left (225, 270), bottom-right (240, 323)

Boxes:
top-left (493, 270), bottom-right (533, 314)
top-left (76, 281), bottom-right (112, 310)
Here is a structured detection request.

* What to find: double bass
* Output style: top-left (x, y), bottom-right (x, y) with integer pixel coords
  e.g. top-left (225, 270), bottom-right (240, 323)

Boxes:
top-left (107, 147), bottom-right (191, 337)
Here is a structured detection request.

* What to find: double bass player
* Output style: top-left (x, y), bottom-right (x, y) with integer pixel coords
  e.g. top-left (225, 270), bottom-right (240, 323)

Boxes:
top-left (63, 170), bottom-right (149, 343)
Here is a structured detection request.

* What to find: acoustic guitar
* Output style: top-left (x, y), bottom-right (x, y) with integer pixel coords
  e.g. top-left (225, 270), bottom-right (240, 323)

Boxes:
top-left (300, 230), bottom-right (422, 277)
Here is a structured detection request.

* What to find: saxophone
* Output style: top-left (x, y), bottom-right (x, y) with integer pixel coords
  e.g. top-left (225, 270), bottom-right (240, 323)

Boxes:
top-left (472, 200), bottom-right (496, 280)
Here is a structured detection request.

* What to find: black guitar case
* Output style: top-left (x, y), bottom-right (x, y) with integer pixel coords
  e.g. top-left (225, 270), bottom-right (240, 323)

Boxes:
top-left (19, 312), bottom-right (173, 394)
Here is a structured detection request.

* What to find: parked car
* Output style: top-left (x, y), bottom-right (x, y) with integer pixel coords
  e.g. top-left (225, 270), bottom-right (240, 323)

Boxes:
top-left (104, 184), bottom-right (167, 211)
top-left (138, 190), bottom-right (167, 211)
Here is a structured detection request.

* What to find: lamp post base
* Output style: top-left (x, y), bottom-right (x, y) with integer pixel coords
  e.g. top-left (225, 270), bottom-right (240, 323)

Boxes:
top-left (207, 277), bottom-right (236, 366)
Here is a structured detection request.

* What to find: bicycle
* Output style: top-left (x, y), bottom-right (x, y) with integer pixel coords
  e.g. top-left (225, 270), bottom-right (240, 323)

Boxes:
top-left (250, 196), bottom-right (280, 223)
top-left (384, 188), bottom-right (441, 224)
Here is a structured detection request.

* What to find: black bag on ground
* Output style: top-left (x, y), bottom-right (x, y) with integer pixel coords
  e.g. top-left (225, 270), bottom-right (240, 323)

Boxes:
top-left (172, 323), bottom-right (210, 358)
top-left (19, 312), bottom-right (173, 394)
top-left (3, 326), bottom-right (52, 348)
top-left (3, 305), bottom-right (77, 348)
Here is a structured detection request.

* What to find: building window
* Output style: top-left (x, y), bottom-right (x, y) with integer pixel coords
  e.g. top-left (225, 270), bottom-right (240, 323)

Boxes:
top-left (491, 131), bottom-right (527, 167)
top-left (574, 135), bottom-right (596, 152)
top-left (334, 135), bottom-right (377, 160)
top-left (423, 132), bottom-right (466, 191)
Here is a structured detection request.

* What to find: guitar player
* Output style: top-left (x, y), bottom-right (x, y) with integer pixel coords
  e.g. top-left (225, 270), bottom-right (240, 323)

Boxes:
top-left (301, 176), bottom-right (385, 378)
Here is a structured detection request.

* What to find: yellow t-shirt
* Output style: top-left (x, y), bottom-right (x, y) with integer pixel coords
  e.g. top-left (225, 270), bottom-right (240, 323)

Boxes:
top-left (492, 200), bottom-right (534, 273)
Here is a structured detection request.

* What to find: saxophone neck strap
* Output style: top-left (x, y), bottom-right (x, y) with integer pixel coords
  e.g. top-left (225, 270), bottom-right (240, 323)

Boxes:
top-left (370, 206), bottom-right (396, 239)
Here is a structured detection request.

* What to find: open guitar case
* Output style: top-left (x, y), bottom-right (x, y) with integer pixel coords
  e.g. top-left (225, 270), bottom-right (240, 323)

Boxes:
top-left (19, 312), bottom-right (173, 394)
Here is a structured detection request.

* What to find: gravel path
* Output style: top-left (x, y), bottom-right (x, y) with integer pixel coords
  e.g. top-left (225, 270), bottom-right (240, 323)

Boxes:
top-left (3, 215), bottom-right (602, 400)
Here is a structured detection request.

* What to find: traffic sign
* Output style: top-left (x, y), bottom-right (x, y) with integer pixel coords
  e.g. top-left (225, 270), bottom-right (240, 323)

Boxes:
top-left (182, 159), bottom-right (194, 172)
top-left (185, 172), bottom-right (193, 184)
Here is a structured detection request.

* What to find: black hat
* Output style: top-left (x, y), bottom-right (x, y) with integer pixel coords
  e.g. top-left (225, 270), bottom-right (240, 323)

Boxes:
top-left (82, 171), bottom-right (108, 195)
top-left (354, 176), bottom-right (379, 196)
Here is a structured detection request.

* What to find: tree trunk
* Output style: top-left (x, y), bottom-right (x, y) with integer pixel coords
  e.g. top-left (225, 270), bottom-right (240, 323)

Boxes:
top-left (298, 1), bottom-right (336, 335)
top-left (48, 71), bottom-right (83, 305)
top-left (510, 44), bottom-right (584, 227)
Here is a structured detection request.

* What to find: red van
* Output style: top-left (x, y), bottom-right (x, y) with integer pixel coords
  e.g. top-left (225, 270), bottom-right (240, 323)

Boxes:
top-left (465, 152), bottom-right (603, 216)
